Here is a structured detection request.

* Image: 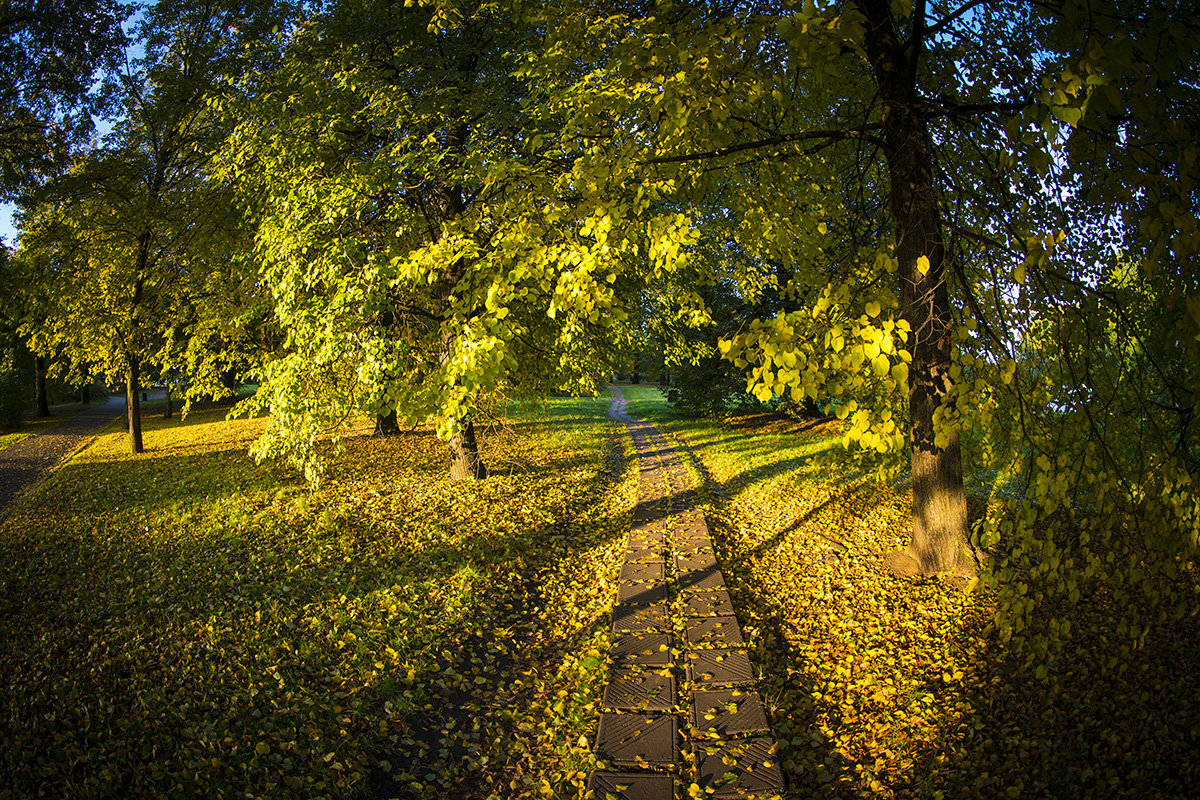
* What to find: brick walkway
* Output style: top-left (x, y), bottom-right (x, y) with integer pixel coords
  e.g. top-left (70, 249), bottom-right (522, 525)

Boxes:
top-left (0, 398), bottom-right (124, 517)
top-left (588, 387), bottom-right (785, 799)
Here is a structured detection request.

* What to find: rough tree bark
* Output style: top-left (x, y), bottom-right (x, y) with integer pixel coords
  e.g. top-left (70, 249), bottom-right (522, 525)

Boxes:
top-left (125, 355), bottom-right (144, 453)
top-left (449, 418), bottom-right (488, 480)
top-left (34, 355), bottom-right (49, 417)
top-left (859, 0), bottom-right (973, 578)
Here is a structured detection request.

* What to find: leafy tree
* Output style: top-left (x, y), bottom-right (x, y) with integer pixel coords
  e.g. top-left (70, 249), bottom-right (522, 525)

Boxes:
top-left (0, 0), bottom-right (128, 193)
top-left (19, 0), bottom-right (282, 452)
top-left (537, 0), bottom-right (1199, 596)
top-left (220, 0), bottom-right (705, 482)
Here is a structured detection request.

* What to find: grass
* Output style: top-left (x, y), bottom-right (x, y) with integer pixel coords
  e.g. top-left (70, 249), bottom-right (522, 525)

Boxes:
top-left (2, 384), bottom-right (1196, 799)
top-left (0, 394), bottom-right (630, 800)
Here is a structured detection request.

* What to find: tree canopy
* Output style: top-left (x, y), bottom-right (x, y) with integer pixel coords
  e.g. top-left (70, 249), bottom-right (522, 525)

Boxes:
top-left (7, 0), bottom-right (1199, 658)
top-left (0, 0), bottom-right (129, 193)
top-left (218, 0), bottom-right (707, 481)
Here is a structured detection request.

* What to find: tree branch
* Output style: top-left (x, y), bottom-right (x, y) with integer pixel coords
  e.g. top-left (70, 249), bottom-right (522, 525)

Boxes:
top-left (644, 125), bottom-right (884, 165)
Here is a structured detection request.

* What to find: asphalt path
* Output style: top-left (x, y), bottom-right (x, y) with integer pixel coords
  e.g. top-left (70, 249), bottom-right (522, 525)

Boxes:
top-left (0, 397), bottom-right (124, 517)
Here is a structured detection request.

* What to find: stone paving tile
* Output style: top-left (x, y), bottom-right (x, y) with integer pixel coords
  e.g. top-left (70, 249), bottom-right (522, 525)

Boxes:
top-left (674, 545), bottom-right (717, 562)
top-left (599, 386), bottom-right (782, 793)
top-left (633, 503), bottom-right (669, 522)
top-left (625, 547), bottom-right (667, 564)
top-left (676, 567), bottom-right (727, 594)
top-left (621, 561), bottom-right (666, 582)
top-left (595, 713), bottom-right (679, 768)
top-left (686, 648), bottom-right (756, 687)
top-left (612, 602), bottom-right (670, 633)
top-left (688, 688), bottom-right (770, 738)
top-left (586, 772), bottom-right (678, 800)
top-left (603, 668), bottom-right (677, 712)
top-left (684, 615), bottom-right (745, 649)
top-left (611, 633), bottom-right (672, 667)
top-left (676, 550), bottom-right (718, 572)
top-left (617, 580), bottom-right (668, 605)
top-left (674, 537), bottom-right (712, 552)
top-left (681, 590), bottom-right (735, 617)
top-left (694, 738), bottom-right (784, 797)
top-left (628, 534), bottom-right (667, 550)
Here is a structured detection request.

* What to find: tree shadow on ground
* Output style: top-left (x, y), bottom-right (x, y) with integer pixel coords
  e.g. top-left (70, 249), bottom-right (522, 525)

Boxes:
top-left (0, 415), bottom-right (633, 800)
top-left (899, 586), bottom-right (1200, 799)
top-left (657, 421), bottom-right (1200, 799)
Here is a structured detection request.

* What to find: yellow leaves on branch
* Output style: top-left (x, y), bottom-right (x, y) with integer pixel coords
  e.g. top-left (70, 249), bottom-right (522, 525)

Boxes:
top-left (717, 299), bottom-right (912, 455)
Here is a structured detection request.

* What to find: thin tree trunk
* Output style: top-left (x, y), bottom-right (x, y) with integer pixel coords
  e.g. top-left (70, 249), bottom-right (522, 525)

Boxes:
top-left (860, 0), bottom-right (973, 578)
top-left (126, 356), bottom-right (144, 454)
top-left (164, 383), bottom-right (172, 419)
top-left (373, 410), bottom-right (399, 436)
top-left (449, 418), bottom-right (488, 480)
top-left (34, 355), bottom-right (49, 417)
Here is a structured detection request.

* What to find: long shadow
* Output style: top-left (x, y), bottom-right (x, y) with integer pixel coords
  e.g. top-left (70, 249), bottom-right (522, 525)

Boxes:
top-left (625, 420), bottom-right (854, 796)
top-left (602, 407), bottom-right (853, 797)
top-left (896, 581), bottom-right (1200, 799)
top-left (360, 423), bottom-right (632, 799)
top-left (658, 414), bottom-right (1200, 798)
top-left (0, 414), bottom-right (634, 800)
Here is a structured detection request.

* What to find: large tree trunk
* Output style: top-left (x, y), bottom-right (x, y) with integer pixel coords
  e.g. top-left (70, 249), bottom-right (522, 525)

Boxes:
top-left (373, 410), bottom-right (400, 436)
top-left (449, 418), bottom-right (488, 480)
top-left (126, 356), bottom-right (144, 454)
top-left (860, 0), bottom-right (973, 578)
top-left (34, 355), bottom-right (50, 417)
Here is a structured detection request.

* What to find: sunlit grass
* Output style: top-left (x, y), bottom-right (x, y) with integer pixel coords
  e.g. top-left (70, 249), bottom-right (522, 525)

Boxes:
top-left (0, 394), bottom-right (632, 800)
top-left (2, 385), bottom-right (1194, 799)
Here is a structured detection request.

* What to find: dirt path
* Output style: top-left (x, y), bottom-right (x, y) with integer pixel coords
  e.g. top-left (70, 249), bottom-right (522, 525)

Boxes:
top-left (0, 397), bottom-right (124, 517)
top-left (588, 387), bottom-right (784, 799)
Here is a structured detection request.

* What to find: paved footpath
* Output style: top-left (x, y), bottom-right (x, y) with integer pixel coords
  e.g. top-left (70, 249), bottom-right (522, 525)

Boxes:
top-left (588, 387), bottom-right (785, 799)
top-left (0, 397), bottom-right (124, 516)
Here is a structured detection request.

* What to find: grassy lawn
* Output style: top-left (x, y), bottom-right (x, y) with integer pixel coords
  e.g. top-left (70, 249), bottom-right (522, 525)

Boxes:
top-left (2, 385), bottom-right (1196, 799)
top-left (0, 395), bottom-right (629, 800)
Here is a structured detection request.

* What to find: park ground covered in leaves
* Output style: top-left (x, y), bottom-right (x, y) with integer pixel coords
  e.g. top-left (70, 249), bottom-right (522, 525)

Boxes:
top-left (2, 387), bottom-right (1198, 800)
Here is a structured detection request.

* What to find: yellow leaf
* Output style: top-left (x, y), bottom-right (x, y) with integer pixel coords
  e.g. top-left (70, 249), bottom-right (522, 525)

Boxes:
top-left (916, 255), bottom-right (931, 276)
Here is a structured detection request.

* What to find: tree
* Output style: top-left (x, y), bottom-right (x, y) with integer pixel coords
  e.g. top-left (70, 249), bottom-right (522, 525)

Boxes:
top-left (0, 0), bottom-right (128, 194)
top-left (535, 0), bottom-right (1198, 589)
top-left (220, 0), bottom-right (706, 482)
top-left (19, 0), bottom-right (282, 452)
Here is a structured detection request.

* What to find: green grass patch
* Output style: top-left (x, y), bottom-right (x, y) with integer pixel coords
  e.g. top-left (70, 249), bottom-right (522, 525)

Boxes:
top-left (0, 394), bottom-right (632, 800)
top-left (4, 385), bottom-right (1195, 799)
